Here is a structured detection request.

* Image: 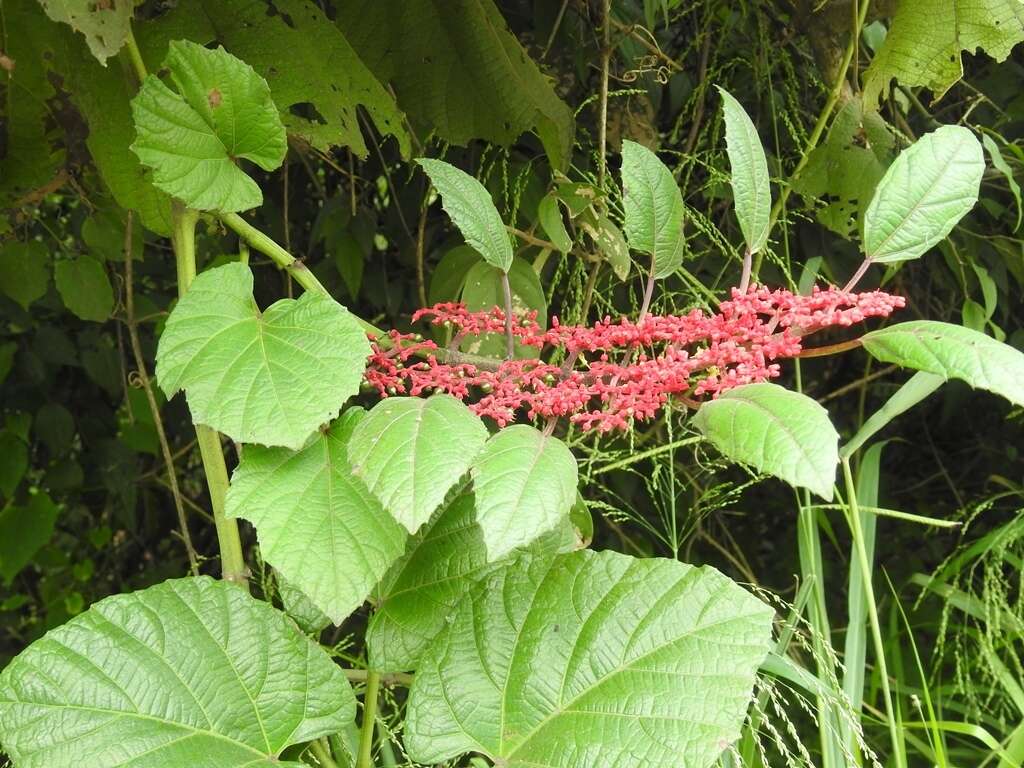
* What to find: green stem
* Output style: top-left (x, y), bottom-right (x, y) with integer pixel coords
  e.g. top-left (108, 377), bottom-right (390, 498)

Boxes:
top-left (754, 0), bottom-right (871, 280)
top-left (123, 22), bottom-right (148, 83)
top-left (172, 205), bottom-right (247, 584)
top-left (356, 671), bottom-right (381, 768)
top-left (842, 456), bottom-right (905, 768)
top-left (309, 738), bottom-right (340, 768)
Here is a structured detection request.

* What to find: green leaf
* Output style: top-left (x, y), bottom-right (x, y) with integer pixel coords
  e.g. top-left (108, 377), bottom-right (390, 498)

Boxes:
top-left (131, 40), bottom-right (287, 213)
top-left (621, 140), bottom-right (685, 278)
top-left (336, 0), bottom-right (574, 169)
top-left (861, 320), bottom-right (1024, 407)
top-left (693, 383), bottom-right (839, 500)
top-left (470, 424), bottom-right (577, 560)
top-left (348, 395), bottom-right (488, 533)
top-left (0, 492), bottom-right (59, 585)
top-left (155, 262), bottom-right (370, 449)
top-left (579, 210), bottom-right (631, 281)
top-left (54, 256), bottom-right (114, 322)
top-left (37, 0), bottom-right (134, 64)
top-left (226, 408), bottom-right (407, 624)
top-left (716, 86), bottom-right (771, 254)
top-left (0, 576), bottom-right (355, 767)
top-left (368, 486), bottom-right (577, 672)
top-left (863, 0), bottom-right (1024, 107)
top-left (460, 258), bottom-right (547, 359)
top-left (278, 576), bottom-right (332, 636)
top-left (538, 194), bottom-right (572, 252)
top-left (982, 132), bottom-right (1022, 231)
top-left (862, 125), bottom-right (984, 263)
top-left (429, 245), bottom-right (482, 306)
top-left (142, 0), bottom-right (410, 157)
top-left (406, 549), bottom-right (773, 768)
top-left (0, 242), bottom-right (49, 310)
top-left (418, 159), bottom-right (512, 272)
top-left (0, 431), bottom-right (28, 499)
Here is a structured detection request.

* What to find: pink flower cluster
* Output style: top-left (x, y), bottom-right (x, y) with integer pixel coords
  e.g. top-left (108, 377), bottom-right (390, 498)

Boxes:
top-left (363, 285), bottom-right (905, 432)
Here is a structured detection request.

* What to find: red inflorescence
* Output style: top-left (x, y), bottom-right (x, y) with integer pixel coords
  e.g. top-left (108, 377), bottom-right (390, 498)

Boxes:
top-left (364, 284), bottom-right (905, 432)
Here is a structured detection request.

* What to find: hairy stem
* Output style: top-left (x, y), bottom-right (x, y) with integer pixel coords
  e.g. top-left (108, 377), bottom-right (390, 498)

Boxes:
top-left (172, 205), bottom-right (247, 584)
top-left (739, 246), bottom-right (753, 294)
top-left (123, 22), bottom-right (148, 83)
top-left (596, 0), bottom-right (612, 190)
top-left (356, 671), bottom-right (381, 768)
top-left (842, 457), bottom-right (904, 768)
top-left (501, 270), bottom-right (515, 359)
top-left (124, 213), bottom-right (198, 575)
top-left (842, 257), bottom-right (874, 293)
top-left (637, 254), bottom-right (657, 323)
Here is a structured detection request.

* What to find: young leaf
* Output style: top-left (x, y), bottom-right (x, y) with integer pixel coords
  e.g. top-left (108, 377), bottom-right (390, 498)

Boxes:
top-left (862, 125), bottom-right (984, 263)
top-left (37, 0), bottom-right (133, 64)
top-left (621, 140), bottom-right (685, 278)
top-left (225, 408), bottom-right (407, 624)
top-left (54, 256), bottom-right (114, 322)
top-left (155, 262), bottom-right (370, 450)
top-left (0, 576), bottom-right (355, 767)
top-left (861, 320), bottom-right (1024, 407)
top-left (348, 395), bottom-right (488, 533)
top-left (418, 158), bottom-right (513, 272)
top-left (538, 193), bottom-right (572, 252)
top-left (981, 133), bottom-right (1022, 231)
top-left (717, 86), bottom-right (771, 255)
top-left (470, 424), bottom-right (577, 560)
top-left (406, 549), bottom-right (773, 768)
top-left (131, 40), bottom-right (287, 212)
top-left (692, 382), bottom-right (839, 500)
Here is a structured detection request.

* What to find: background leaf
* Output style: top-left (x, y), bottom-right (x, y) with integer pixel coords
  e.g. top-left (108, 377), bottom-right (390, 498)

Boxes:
top-left (862, 125), bottom-right (984, 263)
top-left (226, 408), bottom-right (407, 624)
top-left (460, 258), bottom-right (547, 358)
top-left (418, 159), bottom-right (513, 272)
top-left (538, 193), bottom-right (572, 253)
top-left (54, 256), bottom-right (113, 322)
top-left (693, 382), bottom-right (840, 500)
top-left (0, 492), bottom-right (59, 585)
top-left (348, 395), bottom-right (488, 533)
top-left (131, 40), bottom-right (287, 212)
top-left (336, 0), bottom-right (574, 168)
top-left (470, 424), bottom-right (577, 560)
top-left (717, 86), bottom-right (771, 254)
top-left (406, 549), bottom-right (773, 768)
top-left (0, 576), bottom-right (355, 767)
top-left (621, 140), bottom-right (685, 278)
top-left (863, 0), bottom-right (1024, 107)
top-left (0, 242), bottom-right (49, 310)
top-left (37, 0), bottom-right (134, 64)
top-left (861, 320), bottom-right (1024, 407)
top-left (155, 262), bottom-right (370, 449)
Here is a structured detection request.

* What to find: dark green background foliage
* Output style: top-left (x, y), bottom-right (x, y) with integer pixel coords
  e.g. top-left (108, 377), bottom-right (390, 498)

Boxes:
top-left (1, 1), bottom-right (1024, 765)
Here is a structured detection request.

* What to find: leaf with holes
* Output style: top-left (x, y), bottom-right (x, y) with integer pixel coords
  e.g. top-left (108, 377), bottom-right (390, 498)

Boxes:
top-left (693, 383), bottom-right (839, 499)
top-left (226, 408), bottom-right (407, 624)
top-left (418, 159), bottom-right (512, 272)
top-left (862, 125), bottom-right (984, 263)
top-left (0, 576), bottom-right (354, 767)
top-left (348, 395), bottom-right (488, 533)
top-left (154, 262), bottom-right (370, 449)
top-left (131, 40), bottom-right (287, 212)
top-left (406, 548), bottom-right (773, 768)
top-left (861, 321), bottom-right (1024, 407)
top-left (621, 140), bottom-right (685, 278)
top-left (37, 0), bottom-right (136, 64)
top-left (367, 486), bottom-right (576, 672)
top-left (717, 86), bottom-right (771, 255)
top-left (470, 424), bottom-right (578, 560)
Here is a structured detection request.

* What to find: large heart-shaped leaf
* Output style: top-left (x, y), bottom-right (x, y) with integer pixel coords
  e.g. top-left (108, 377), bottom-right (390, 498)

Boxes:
top-left (367, 486), bottom-right (575, 672)
top-left (470, 424), bottom-right (577, 560)
top-left (621, 140), bottom-right (685, 278)
top-left (226, 408), bottom-right (407, 624)
top-left (406, 549), bottom-right (773, 768)
top-left (692, 383), bottom-right (839, 500)
top-left (0, 576), bottom-right (354, 767)
top-left (717, 86), bottom-right (771, 255)
top-left (348, 395), bottom-right (488, 532)
top-left (131, 40), bottom-right (287, 213)
top-left (418, 159), bottom-right (512, 272)
top-left (862, 125), bottom-right (984, 263)
top-left (861, 320), bottom-right (1024, 407)
top-left (155, 262), bottom-right (370, 449)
